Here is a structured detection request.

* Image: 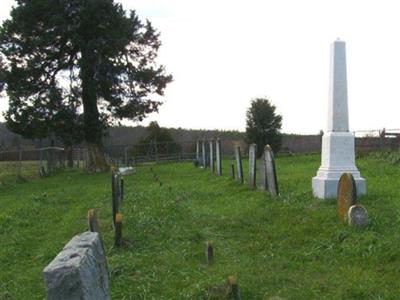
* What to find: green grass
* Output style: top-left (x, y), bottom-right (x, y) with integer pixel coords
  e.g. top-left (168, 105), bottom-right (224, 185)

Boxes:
top-left (1, 154), bottom-right (400, 299)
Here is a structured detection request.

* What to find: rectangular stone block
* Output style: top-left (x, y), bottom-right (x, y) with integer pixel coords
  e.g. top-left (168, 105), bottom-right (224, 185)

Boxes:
top-left (43, 232), bottom-right (110, 300)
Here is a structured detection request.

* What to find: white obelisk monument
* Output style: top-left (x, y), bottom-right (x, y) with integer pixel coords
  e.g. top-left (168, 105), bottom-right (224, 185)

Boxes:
top-left (312, 39), bottom-right (366, 199)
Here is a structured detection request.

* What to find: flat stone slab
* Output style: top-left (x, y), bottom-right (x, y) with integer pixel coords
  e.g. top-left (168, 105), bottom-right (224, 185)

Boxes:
top-left (118, 167), bottom-right (135, 175)
top-left (348, 205), bottom-right (369, 227)
top-left (43, 231), bottom-right (109, 300)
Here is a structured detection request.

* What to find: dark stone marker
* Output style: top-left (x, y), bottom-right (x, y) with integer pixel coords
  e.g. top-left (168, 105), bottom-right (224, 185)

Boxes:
top-left (196, 140), bottom-right (200, 163)
top-left (234, 145), bottom-right (244, 184)
top-left (205, 241), bottom-right (214, 265)
top-left (337, 173), bottom-right (357, 222)
top-left (216, 139), bottom-right (222, 176)
top-left (210, 140), bottom-right (215, 173)
top-left (259, 152), bottom-right (267, 190)
top-left (202, 140), bottom-right (207, 168)
top-left (227, 276), bottom-right (241, 300)
top-left (248, 143), bottom-right (257, 188)
top-left (348, 205), bottom-right (369, 227)
top-left (115, 213), bottom-right (123, 247)
top-left (230, 164), bottom-right (235, 179)
top-left (263, 145), bottom-right (279, 196)
top-left (88, 209), bottom-right (100, 233)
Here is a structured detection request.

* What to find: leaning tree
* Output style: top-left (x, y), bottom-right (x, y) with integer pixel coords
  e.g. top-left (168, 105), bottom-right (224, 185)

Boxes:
top-left (0, 0), bottom-right (172, 171)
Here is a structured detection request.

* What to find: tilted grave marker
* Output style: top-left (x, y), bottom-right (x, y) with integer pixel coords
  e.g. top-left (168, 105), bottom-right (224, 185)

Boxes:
top-left (210, 139), bottom-right (215, 173)
top-left (202, 140), bottom-right (206, 168)
top-left (337, 173), bottom-right (357, 222)
top-left (43, 232), bottom-right (110, 300)
top-left (196, 140), bottom-right (200, 164)
top-left (216, 139), bottom-right (222, 176)
top-left (264, 145), bottom-right (279, 196)
top-left (234, 145), bottom-right (244, 184)
top-left (248, 144), bottom-right (257, 188)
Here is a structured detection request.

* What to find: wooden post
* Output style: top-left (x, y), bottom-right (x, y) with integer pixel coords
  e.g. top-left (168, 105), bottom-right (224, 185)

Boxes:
top-left (120, 177), bottom-right (124, 202)
top-left (230, 164), bottom-right (235, 179)
top-left (227, 276), bottom-right (241, 300)
top-left (111, 173), bottom-right (119, 225)
top-left (115, 213), bottom-right (123, 247)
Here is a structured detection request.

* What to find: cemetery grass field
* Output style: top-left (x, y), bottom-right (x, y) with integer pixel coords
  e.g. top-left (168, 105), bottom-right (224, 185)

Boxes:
top-left (1, 153), bottom-right (400, 299)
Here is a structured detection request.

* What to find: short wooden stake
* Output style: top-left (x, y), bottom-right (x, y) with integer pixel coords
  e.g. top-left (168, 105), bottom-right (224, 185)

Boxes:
top-left (87, 209), bottom-right (100, 233)
top-left (115, 213), bottom-right (123, 247)
top-left (111, 174), bottom-right (119, 225)
top-left (227, 276), bottom-right (241, 300)
top-left (205, 241), bottom-right (214, 265)
top-left (230, 164), bottom-right (235, 179)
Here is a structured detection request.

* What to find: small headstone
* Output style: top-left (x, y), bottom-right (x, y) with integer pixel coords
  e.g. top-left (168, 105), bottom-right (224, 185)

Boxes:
top-left (264, 145), bottom-right (279, 196)
top-left (248, 143), bottom-right (257, 188)
top-left (43, 232), bottom-right (109, 300)
top-left (348, 205), bottom-right (369, 227)
top-left (205, 241), bottom-right (214, 265)
top-left (337, 173), bottom-right (357, 222)
top-left (87, 209), bottom-right (100, 233)
top-left (210, 140), bottom-right (215, 173)
top-left (216, 139), bottom-right (222, 176)
top-left (234, 146), bottom-right (244, 184)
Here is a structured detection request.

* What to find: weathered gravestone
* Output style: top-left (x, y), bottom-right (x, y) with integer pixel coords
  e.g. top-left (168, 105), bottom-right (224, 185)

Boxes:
top-left (202, 140), bottom-right (207, 168)
top-left (337, 173), bottom-right (357, 222)
top-left (216, 139), bottom-right (222, 176)
top-left (248, 144), bottom-right (257, 188)
top-left (196, 140), bottom-right (200, 163)
top-left (263, 145), bottom-right (279, 197)
top-left (43, 232), bottom-right (109, 300)
top-left (259, 152), bottom-right (267, 190)
top-left (234, 146), bottom-right (244, 184)
top-left (348, 205), bottom-right (369, 227)
top-left (210, 140), bottom-right (215, 173)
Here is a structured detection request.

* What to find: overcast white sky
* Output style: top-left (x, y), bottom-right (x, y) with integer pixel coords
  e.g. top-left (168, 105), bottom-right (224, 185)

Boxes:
top-left (1, 0), bottom-right (400, 134)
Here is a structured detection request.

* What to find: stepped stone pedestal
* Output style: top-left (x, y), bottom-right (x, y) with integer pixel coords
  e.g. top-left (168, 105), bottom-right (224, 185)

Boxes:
top-left (312, 40), bottom-right (366, 199)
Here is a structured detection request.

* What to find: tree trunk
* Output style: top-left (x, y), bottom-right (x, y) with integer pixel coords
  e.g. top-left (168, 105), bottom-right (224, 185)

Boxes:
top-left (81, 48), bottom-right (109, 172)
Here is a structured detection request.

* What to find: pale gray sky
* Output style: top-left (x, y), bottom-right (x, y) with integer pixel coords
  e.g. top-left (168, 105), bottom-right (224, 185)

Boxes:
top-left (1, 0), bottom-right (400, 134)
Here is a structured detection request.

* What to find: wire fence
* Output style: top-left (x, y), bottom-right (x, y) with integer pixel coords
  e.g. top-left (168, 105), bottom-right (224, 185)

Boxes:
top-left (0, 147), bottom-right (88, 182)
top-left (1, 129), bottom-right (399, 182)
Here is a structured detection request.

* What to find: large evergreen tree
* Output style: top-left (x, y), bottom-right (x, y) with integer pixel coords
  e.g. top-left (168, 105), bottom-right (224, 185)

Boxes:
top-left (0, 0), bottom-right (172, 171)
top-left (245, 98), bottom-right (283, 155)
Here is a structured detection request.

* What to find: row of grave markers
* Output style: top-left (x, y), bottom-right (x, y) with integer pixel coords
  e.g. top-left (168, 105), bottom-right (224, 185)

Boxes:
top-left (195, 140), bottom-right (279, 197)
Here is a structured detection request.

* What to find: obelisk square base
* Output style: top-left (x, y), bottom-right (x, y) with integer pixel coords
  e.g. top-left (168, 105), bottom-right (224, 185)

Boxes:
top-left (312, 176), bottom-right (366, 199)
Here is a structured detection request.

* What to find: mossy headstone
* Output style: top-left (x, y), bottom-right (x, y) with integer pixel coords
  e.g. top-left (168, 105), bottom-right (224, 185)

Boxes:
top-left (337, 173), bottom-right (357, 222)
